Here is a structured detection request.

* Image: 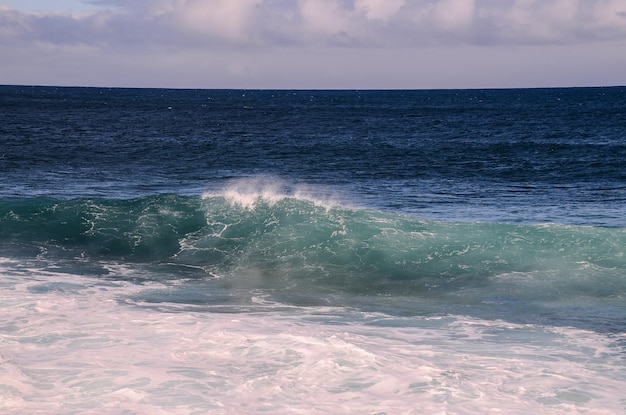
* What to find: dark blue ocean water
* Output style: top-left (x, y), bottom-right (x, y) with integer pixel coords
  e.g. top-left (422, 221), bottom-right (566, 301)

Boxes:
top-left (1, 85), bottom-right (625, 413)
top-left (2, 86), bottom-right (625, 225)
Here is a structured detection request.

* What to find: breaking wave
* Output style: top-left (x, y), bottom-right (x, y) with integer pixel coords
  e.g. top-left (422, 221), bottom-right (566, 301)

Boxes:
top-left (2, 183), bottom-right (624, 302)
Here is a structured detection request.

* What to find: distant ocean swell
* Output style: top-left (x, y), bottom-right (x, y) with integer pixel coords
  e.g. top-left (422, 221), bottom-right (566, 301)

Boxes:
top-left (2, 186), bottom-right (624, 303)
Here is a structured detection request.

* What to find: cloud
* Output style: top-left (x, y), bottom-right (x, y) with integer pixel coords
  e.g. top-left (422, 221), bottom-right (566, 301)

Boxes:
top-left (431, 0), bottom-right (475, 30)
top-left (2, 0), bottom-right (626, 49)
top-left (355, 0), bottom-right (406, 21)
top-left (491, 0), bottom-right (626, 44)
top-left (1, 0), bottom-right (626, 89)
top-left (171, 0), bottom-right (263, 42)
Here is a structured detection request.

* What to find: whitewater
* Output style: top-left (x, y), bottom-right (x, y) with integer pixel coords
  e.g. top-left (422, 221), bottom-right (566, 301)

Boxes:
top-left (1, 267), bottom-right (623, 414)
top-left (1, 85), bottom-right (625, 413)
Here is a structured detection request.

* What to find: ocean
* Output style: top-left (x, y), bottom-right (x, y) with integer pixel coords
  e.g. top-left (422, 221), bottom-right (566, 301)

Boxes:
top-left (0, 85), bottom-right (625, 414)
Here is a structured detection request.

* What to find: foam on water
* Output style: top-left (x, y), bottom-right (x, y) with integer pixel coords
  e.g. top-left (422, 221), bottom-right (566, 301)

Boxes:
top-left (1, 259), bottom-right (624, 414)
top-left (202, 176), bottom-right (346, 211)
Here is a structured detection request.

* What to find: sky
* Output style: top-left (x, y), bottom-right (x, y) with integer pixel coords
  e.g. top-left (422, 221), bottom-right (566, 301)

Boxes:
top-left (1, 0), bottom-right (626, 89)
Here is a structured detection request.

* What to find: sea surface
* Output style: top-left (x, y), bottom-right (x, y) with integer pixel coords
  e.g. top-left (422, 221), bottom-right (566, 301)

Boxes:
top-left (1, 85), bottom-right (625, 414)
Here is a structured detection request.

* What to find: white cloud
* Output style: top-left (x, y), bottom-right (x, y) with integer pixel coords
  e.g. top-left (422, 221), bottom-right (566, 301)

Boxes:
top-left (172, 0), bottom-right (263, 42)
top-left (501, 0), bottom-right (626, 43)
top-left (355, 0), bottom-right (406, 21)
top-left (297, 0), bottom-right (353, 39)
top-left (431, 0), bottom-right (475, 30)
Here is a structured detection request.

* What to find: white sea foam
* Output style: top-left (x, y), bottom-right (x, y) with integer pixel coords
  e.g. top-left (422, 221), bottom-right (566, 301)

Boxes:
top-left (0, 260), bottom-right (624, 414)
top-left (202, 176), bottom-right (346, 210)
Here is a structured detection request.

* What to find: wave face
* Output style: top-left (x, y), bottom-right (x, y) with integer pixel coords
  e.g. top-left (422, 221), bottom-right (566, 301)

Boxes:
top-left (3, 187), bottom-right (624, 325)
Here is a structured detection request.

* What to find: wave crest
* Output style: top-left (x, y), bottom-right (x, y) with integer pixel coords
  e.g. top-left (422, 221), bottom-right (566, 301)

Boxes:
top-left (202, 176), bottom-right (345, 210)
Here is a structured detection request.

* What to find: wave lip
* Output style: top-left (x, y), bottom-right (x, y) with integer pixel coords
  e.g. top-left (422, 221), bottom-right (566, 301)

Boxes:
top-left (202, 176), bottom-right (346, 210)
